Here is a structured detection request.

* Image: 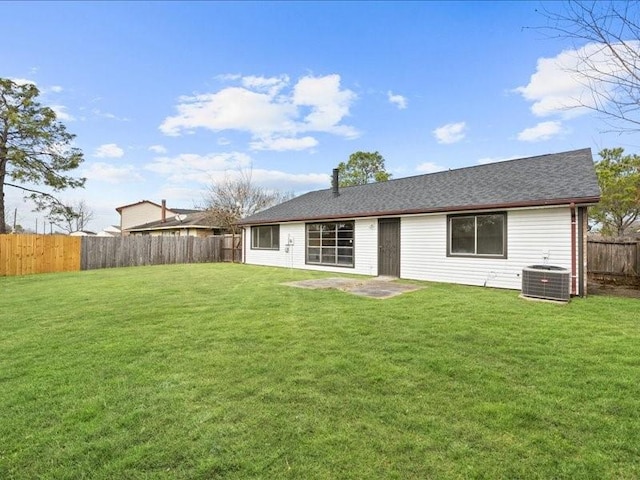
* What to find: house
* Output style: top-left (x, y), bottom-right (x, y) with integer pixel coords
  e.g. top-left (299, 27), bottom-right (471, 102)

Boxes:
top-left (127, 211), bottom-right (223, 237)
top-left (96, 225), bottom-right (121, 237)
top-left (69, 230), bottom-right (97, 236)
top-left (238, 148), bottom-right (601, 296)
top-left (115, 200), bottom-right (201, 236)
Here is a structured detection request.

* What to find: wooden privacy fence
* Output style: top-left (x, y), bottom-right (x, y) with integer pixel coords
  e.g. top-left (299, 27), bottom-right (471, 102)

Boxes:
top-left (588, 239), bottom-right (640, 284)
top-left (0, 234), bottom-right (243, 276)
top-left (0, 235), bottom-right (81, 276)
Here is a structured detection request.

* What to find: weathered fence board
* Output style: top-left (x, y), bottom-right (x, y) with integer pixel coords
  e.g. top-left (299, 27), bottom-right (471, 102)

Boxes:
top-left (0, 234), bottom-right (81, 276)
top-left (80, 236), bottom-right (228, 270)
top-left (1, 234), bottom-right (243, 276)
top-left (588, 239), bottom-right (639, 284)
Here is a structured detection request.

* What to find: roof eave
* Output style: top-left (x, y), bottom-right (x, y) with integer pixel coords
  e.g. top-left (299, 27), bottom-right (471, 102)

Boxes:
top-left (238, 196), bottom-right (601, 226)
top-left (127, 224), bottom-right (219, 232)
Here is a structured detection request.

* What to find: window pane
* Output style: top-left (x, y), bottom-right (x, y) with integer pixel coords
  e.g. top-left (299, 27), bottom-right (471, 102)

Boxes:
top-left (337, 255), bottom-right (353, 265)
top-left (477, 215), bottom-right (503, 255)
top-left (253, 225), bottom-right (278, 249)
top-left (258, 227), bottom-right (271, 247)
top-left (321, 247), bottom-right (336, 264)
top-left (451, 217), bottom-right (475, 254)
top-left (322, 226), bottom-right (336, 239)
top-left (308, 247), bottom-right (320, 263)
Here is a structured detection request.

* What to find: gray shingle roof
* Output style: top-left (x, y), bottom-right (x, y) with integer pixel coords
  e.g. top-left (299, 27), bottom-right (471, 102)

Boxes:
top-left (129, 211), bottom-right (218, 231)
top-left (239, 148), bottom-right (600, 225)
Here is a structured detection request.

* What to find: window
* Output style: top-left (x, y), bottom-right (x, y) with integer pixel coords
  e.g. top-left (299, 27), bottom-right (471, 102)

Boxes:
top-left (306, 221), bottom-right (354, 267)
top-left (251, 225), bottom-right (279, 250)
top-left (448, 213), bottom-right (506, 258)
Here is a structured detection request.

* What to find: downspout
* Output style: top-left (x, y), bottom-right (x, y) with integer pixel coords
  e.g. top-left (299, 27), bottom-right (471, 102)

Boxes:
top-left (577, 207), bottom-right (585, 297)
top-left (570, 203), bottom-right (577, 296)
top-left (241, 226), bottom-right (246, 264)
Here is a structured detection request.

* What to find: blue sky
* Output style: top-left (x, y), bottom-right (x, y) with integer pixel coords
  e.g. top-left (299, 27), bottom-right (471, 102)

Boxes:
top-left (2, 1), bottom-right (638, 232)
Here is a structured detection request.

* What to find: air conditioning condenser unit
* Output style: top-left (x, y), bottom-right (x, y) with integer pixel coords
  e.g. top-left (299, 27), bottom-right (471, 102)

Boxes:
top-left (522, 265), bottom-right (570, 302)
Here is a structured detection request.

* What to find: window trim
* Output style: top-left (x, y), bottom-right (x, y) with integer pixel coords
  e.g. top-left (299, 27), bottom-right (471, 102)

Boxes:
top-left (305, 221), bottom-right (355, 268)
top-left (446, 212), bottom-right (507, 259)
top-left (251, 224), bottom-right (280, 250)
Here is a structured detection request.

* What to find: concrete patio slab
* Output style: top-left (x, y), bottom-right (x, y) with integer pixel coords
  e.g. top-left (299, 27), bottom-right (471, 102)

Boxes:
top-left (284, 277), bottom-right (423, 299)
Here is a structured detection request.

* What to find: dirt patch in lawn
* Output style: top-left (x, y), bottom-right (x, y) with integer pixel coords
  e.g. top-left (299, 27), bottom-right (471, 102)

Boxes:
top-left (588, 282), bottom-right (640, 299)
top-left (285, 277), bottom-right (422, 299)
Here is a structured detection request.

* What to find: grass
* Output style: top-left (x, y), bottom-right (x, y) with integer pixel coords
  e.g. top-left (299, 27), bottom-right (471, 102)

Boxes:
top-left (1, 263), bottom-right (639, 479)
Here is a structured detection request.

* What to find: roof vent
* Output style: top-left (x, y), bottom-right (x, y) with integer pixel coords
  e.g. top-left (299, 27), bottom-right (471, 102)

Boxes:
top-left (522, 265), bottom-right (570, 302)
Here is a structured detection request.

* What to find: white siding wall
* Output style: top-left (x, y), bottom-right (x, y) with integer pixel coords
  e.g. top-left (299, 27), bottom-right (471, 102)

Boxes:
top-left (244, 207), bottom-right (573, 291)
top-left (244, 219), bottom-right (379, 276)
top-left (401, 206), bottom-right (572, 289)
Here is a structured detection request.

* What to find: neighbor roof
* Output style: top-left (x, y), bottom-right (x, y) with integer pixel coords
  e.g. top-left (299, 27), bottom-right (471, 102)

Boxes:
top-left (115, 199), bottom-right (199, 215)
top-left (239, 148), bottom-right (600, 225)
top-left (128, 211), bottom-right (218, 232)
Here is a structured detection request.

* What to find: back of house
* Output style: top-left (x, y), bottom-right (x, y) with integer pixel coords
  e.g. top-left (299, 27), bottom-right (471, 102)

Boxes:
top-left (238, 148), bottom-right (600, 296)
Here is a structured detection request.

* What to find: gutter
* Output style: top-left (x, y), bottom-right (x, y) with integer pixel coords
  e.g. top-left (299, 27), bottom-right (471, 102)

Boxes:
top-left (238, 196), bottom-right (601, 226)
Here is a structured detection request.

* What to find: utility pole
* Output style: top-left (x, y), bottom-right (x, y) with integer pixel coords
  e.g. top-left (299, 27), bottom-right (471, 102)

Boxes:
top-left (13, 208), bottom-right (17, 232)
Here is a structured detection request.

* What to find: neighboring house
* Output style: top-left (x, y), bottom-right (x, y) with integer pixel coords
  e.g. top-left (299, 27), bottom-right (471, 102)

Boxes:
top-left (69, 230), bottom-right (97, 236)
top-left (238, 148), bottom-right (601, 296)
top-left (127, 211), bottom-right (223, 237)
top-left (116, 200), bottom-right (200, 235)
top-left (96, 225), bottom-right (122, 237)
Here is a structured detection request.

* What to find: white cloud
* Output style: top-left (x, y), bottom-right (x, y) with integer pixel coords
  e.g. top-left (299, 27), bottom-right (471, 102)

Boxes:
top-left (433, 122), bottom-right (467, 144)
top-left (145, 152), bottom-right (252, 184)
top-left (149, 145), bottom-right (168, 154)
top-left (9, 77), bottom-right (36, 86)
top-left (241, 75), bottom-right (289, 95)
top-left (217, 137), bottom-right (231, 146)
top-left (160, 73), bottom-right (358, 150)
top-left (516, 41), bottom-right (640, 118)
top-left (216, 73), bottom-right (242, 82)
top-left (160, 87), bottom-right (297, 137)
top-left (92, 109), bottom-right (130, 121)
top-left (416, 162), bottom-right (446, 174)
top-left (49, 85), bottom-right (63, 93)
top-left (517, 121), bottom-right (564, 142)
top-left (50, 105), bottom-right (75, 122)
top-left (94, 143), bottom-right (124, 158)
top-left (250, 136), bottom-right (318, 151)
top-left (83, 162), bottom-right (142, 183)
top-left (293, 74), bottom-right (358, 137)
top-left (144, 150), bottom-right (330, 192)
top-left (387, 91), bottom-right (407, 109)
top-left (204, 168), bottom-right (329, 192)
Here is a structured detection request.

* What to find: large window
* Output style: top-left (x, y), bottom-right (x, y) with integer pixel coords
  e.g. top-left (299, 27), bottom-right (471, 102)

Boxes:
top-left (448, 213), bottom-right (506, 258)
top-left (306, 221), bottom-right (354, 267)
top-left (251, 225), bottom-right (279, 250)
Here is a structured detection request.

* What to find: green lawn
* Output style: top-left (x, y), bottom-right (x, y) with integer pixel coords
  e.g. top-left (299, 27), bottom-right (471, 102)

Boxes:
top-left (1, 264), bottom-right (638, 479)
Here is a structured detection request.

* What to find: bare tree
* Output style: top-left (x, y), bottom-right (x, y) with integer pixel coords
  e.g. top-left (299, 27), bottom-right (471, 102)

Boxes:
top-left (203, 170), bottom-right (293, 233)
top-left (47, 200), bottom-right (95, 234)
top-left (539, 1), bottom-right (640, 133)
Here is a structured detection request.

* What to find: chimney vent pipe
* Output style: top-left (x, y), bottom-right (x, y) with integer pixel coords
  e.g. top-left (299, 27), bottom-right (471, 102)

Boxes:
top-left (332, 168), bottom-right (340, 197)
top-left (161, 199), bottom-right (167, 223)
